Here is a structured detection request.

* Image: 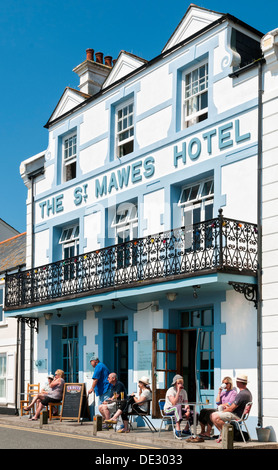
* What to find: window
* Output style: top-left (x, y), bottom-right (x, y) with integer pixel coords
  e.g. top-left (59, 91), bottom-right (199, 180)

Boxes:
top-left (183, 62), bottom-right (208, 128)
top-left (0, 288), bottom-right (3, 322)
top-left (112, 202), bottom-right (138, 268)
top-left (63, 133), bottom-right (77, 182)
top-left (112, 202), bottom-right (138, 243)
top-left (59, 225), bottom-right (79, 259)
top-left (179, 178), bottom-right (214, 250)
top-left (116, 101), bottom-right (134, 158)
top-left (0, 354), bottom-right (6, 399)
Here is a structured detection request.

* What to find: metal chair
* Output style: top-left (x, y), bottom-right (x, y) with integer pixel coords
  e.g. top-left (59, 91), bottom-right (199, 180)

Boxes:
top-left (128, 399), bottom-right (157, 433)
top-left (158, 399), bottom-right (192, 437)
top-left (230, 401), bottom-right (252, 443)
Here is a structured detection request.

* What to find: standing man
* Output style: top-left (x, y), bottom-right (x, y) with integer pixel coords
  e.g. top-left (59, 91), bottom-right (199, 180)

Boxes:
top-left (99, 373), bottom-right (127, 423)
top-left (88, 357), bottom-right (110, 404)
top-left (210, 374), bottom-right (252, 443)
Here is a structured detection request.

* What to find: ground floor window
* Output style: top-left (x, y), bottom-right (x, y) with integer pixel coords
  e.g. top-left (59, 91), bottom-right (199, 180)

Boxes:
top-left (62, 324), bottom-right (79, 383)
top-left (0, 354), bottom-right (6, 399)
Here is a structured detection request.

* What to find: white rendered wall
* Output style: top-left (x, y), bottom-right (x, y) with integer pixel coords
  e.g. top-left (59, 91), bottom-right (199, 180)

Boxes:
top-left (261, 51), bottom-right (278, 438)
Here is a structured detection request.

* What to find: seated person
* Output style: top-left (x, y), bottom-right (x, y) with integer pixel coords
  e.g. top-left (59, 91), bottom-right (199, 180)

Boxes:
top-left (99, 373), bottom-right (127, 425)
top-left (24, 370), bottom-right (65, 421)
top-left (210, 374), bottom-right (252, 443)
top-left (199, 376), bottom-right (237, 439)
top-left (24, 374), bottom-right (54, 413)
top-left (164, 374), bottom-right (193, 440)
top-left (105, 376), bottom-right (151, 433)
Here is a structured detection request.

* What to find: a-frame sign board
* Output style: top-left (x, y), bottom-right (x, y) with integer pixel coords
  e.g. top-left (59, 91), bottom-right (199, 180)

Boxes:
top-left (60, 383), bottom-right (90, 423)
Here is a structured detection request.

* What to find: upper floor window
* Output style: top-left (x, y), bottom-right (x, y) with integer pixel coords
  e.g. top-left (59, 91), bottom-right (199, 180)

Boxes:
top-left (59, 224), bottom-right (79, 259)
top-left (183, 62), bottom-right (208, 128)
top-left (112, 202), bottom-right (138, 243)
top-left (0, 288), bottom-right (3, 322)
top-left (116, 100), bottom-right (134, 158)
top-left (63, 133), bottom-right (77, 182)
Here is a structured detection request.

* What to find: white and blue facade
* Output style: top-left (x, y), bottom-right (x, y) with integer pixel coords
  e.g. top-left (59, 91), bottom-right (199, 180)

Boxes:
top-left (5, 5), bottom-right (275, 437)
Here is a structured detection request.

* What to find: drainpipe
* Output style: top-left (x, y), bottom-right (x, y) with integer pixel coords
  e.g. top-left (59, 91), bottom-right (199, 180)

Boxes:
top-left (257, 59), bottom-right (263, 428)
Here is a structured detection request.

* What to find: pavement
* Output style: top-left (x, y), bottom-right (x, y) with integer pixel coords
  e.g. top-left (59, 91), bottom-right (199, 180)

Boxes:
top-left (0, 413), bottom-right (277, 450)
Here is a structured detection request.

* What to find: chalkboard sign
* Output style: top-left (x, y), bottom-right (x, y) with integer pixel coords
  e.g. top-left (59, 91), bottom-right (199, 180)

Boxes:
top-left (60, 383), bottom-right (90, 423)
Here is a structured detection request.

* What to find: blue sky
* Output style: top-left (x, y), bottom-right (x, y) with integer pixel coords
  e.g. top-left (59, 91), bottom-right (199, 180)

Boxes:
top-left (1, 0), bottom-right (277, 233)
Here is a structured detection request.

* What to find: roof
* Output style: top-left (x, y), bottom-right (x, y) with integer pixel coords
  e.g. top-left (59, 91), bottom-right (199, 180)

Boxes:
top-left (0, 232), bottom-right (26, 274)
top-left (44, 8), bottom-right (264, 129)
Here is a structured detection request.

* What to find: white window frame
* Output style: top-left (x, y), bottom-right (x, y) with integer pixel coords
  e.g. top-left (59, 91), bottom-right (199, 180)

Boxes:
top-left (0, 353), bottom-right (6, 400)
top-left (183, 61), bottom-right (208, 128)
top-left (115, 99), bottom-right (134, 158)
top-left (62, 132), bottom-right (77, 182)
top-left (59, 225), bottom-right (80, 259)
top-left (112, 202), bottom-right (138, 242)
top-left (179, 179), bottom-right (214, 251)
top-left (0, 287), bottom-right (4, 323)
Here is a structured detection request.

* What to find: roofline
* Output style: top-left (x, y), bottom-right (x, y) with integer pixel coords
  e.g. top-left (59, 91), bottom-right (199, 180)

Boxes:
top-left (0, 232), bottom-right (26, 246)
top-left (44, 13), bottom-right (264, 130)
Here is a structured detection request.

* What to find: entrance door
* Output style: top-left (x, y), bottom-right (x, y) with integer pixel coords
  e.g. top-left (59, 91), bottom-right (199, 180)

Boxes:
top-left (152, 329), bottom-right (181, 418)
top-left (62, 324), bottom-right (79, 383)
top-left (114, 319), bottom-right (128, 390)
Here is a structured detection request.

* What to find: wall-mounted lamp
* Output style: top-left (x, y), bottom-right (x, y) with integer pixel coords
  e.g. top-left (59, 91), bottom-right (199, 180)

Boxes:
top-left (193, 285), bottom-right (200, 299)
top-left (44, 312), bottom-right (53, 321)
top-left (92, 304), bottom-right (102, 313)
top-left (166, 292), bottom-right (177, 302)
top-left (57, 308), bottom-right (62, 318)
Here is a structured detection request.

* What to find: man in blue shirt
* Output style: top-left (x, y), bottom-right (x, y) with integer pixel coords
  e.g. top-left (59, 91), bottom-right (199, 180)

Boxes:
top-left (88, 357), bottom-right (110, 403)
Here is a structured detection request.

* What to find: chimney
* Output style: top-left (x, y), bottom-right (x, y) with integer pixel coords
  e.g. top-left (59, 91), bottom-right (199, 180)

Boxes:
top-left (104, 56), bottom-right (113, 67)
top-left (95, 52), bottom-right (103, 64)
top-left (86, 48), bottom-right (94, 61)
top-left (73, 49), bottom-right (113, 96)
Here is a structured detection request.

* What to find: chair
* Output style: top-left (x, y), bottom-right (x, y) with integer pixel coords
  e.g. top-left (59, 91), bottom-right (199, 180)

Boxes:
top-left (128, 399), bottom-right (157, 433)
top-left (158, 399), bottom-right (192, 437)
top-left (20, 383), bottom-right (40, 416)
top-left (230, 401), bottom-right (252, 443)
top-left (47, 401), bottom-right (63, 420)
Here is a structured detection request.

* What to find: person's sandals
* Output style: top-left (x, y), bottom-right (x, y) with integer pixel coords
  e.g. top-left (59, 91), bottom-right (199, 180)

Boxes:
top-left (186, 436), bottom-right (204, 443)
top-left (105, 419), bottom-right (117, 424)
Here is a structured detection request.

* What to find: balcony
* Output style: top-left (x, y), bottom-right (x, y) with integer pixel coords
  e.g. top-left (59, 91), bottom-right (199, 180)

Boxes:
top-left (4, 210), bottom-right (258, 310)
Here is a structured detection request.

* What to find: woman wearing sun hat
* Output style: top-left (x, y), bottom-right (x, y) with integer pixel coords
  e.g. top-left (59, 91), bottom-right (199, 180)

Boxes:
top-left (105, 376), bottom-right (152, 432)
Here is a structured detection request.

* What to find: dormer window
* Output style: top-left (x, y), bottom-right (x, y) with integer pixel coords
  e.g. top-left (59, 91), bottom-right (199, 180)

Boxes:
top-left (63, 133), bottom-right (77, 182)
top-left (183, 62), bottom-right (208, 128)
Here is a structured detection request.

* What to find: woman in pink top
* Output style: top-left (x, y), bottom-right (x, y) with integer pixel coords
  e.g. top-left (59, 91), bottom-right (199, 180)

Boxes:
top-left (199, 376), bottom-right (237, 439)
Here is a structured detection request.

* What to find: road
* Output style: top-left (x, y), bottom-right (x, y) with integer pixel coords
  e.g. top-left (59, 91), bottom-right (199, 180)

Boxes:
top-left (0, 423), bottom-right (163, 450)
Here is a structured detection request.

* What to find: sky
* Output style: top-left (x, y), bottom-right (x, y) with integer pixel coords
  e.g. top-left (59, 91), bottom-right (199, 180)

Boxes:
top-left (1, 0), bottom-right (278, 233)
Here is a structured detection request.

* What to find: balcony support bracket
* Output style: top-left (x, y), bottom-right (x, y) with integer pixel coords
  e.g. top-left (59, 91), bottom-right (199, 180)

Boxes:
top-left (17, 316), bottom-right (39, 333)
top-left (228, 281), bottom-right (258, 309)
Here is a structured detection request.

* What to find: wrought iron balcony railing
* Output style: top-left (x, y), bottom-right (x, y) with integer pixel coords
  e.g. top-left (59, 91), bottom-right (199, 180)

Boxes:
top-left (5, 210), bottom-right (257, 309)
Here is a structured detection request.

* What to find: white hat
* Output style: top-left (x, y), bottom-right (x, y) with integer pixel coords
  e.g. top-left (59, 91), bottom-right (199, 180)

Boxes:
top-left (171, 374), bottom-right (183, 386)
top-left (139, 376), bottom-right (150, 385)
top-left (48, 374), bottom-right (54, 379)
top-left (236, 374), bottom-right (248, 384)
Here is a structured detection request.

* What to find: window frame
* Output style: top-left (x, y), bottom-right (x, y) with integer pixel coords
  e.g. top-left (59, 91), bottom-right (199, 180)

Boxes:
top-left (62, 131), bottom-right (77, 182)
top-left (59, 224), bottom-right (80, 259)
top-left (182, 60), bottom-right (208, 129)
top-left (0, 287), bottom-right (4, 323)
top-left (115, 99), bottom-right (134, 158)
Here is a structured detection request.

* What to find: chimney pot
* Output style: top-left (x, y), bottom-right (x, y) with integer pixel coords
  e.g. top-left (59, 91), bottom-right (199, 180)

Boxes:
top-left (95, 52), bottom-right (103, 64)
top-left (86, 48), bottom-right (94, 61)
top-left (104, 56), bottom-right (113, 67)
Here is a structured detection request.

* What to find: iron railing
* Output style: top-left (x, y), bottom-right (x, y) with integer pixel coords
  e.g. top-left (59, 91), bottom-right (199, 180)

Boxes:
top-left (5, 210), bottom-right (257, 308)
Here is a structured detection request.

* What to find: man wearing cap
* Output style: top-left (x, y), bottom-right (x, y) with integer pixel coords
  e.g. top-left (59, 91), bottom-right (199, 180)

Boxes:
top-left (88, 357), bottom-right (110, 403)
top-left (164, 374), bottom-right (192, 440)
top-left (210, 374), bottom-right (252, 443)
